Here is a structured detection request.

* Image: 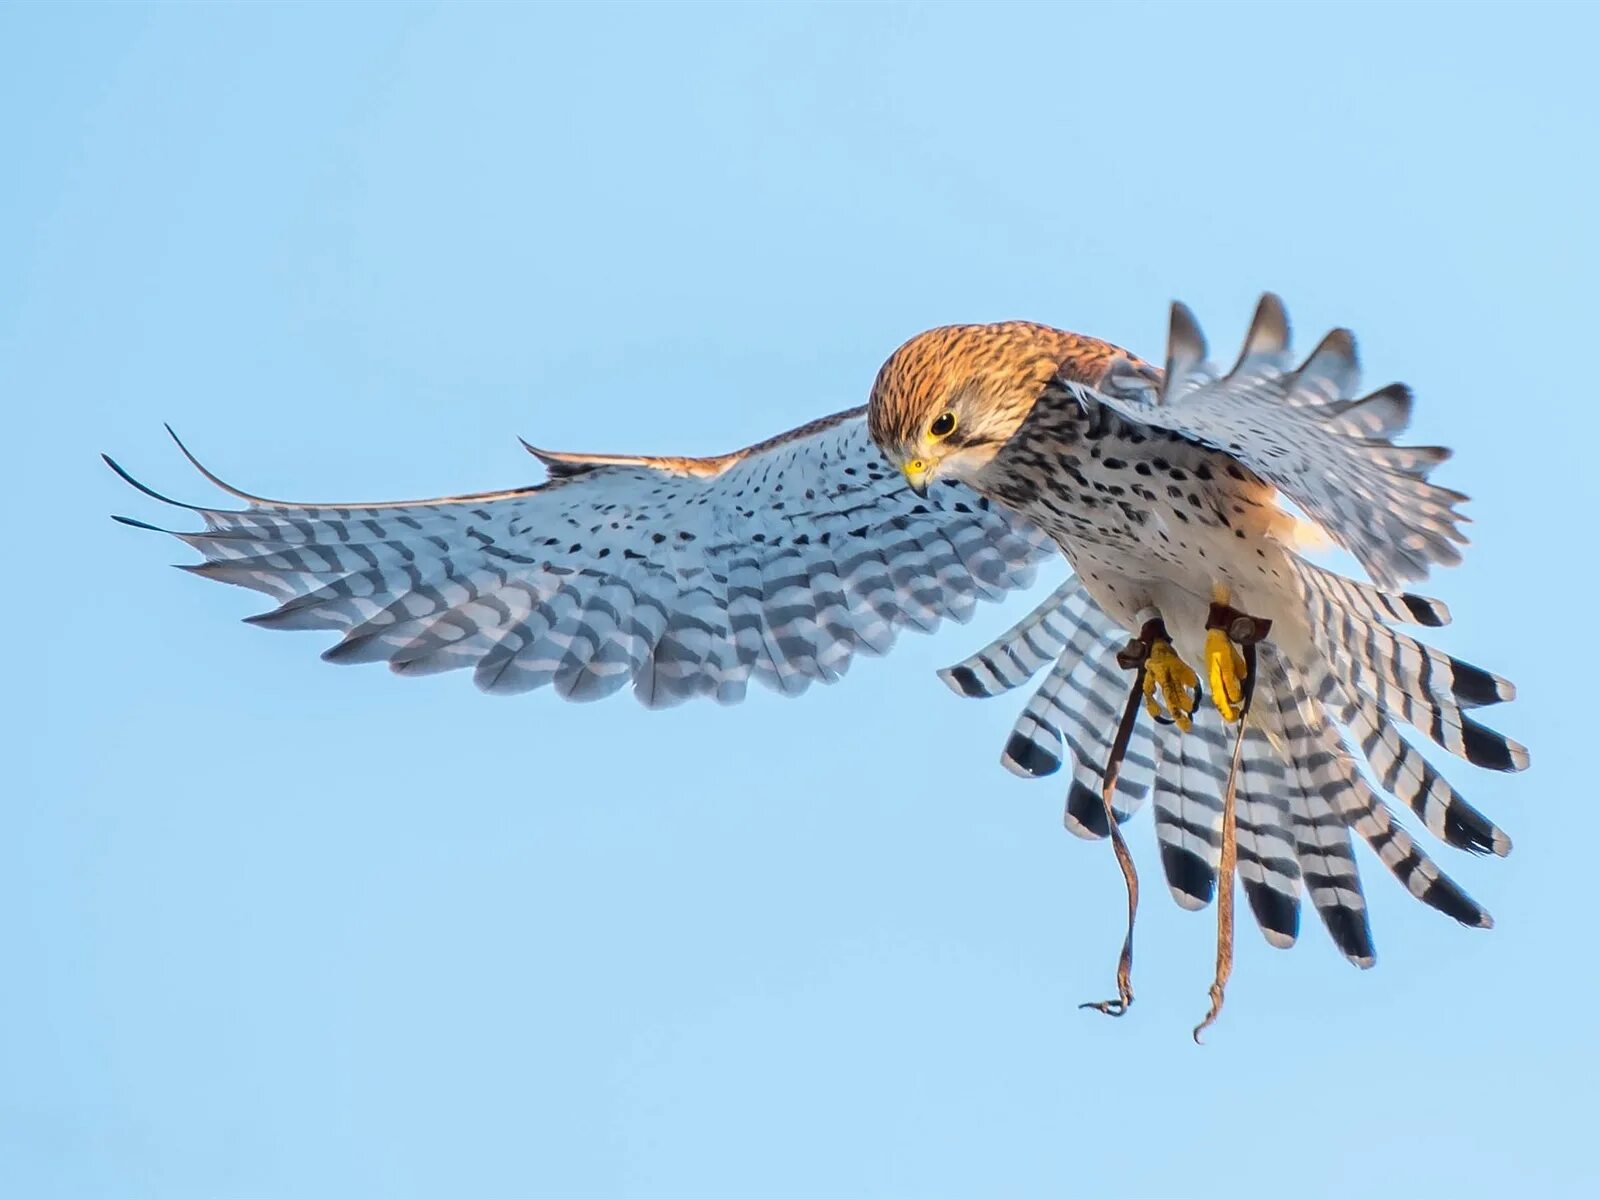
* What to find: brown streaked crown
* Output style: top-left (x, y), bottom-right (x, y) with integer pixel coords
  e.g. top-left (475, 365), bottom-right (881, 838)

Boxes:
top-left (866, 321), bottom-right (1135, 456)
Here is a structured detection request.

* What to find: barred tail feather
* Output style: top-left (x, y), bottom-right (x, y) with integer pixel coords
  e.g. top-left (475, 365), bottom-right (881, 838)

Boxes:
top-left (1289, 555), bottom-right (1450, 630)
top-left (1148, 709), bottom-right (1301, 946)
top-left (1151, 721), bottom-right (1224, 910)
top-left (1054, 642), bottom-right (1156, 837)
top-left (1288, 786), bottom-right (1376, 966)
top-left (993, 596), bottom-right (1117, 779)
top-left (1310, 668), bottom-right (1512, 856)
top-left (1231, 728), bottom-right (1302, 948)
top-left (989, 613), bottom-right (1157, 833)
top-left (1293, 556), bottom-right (1529, 773)
top-left (1299, 564), bottom-right (1515, 714)
top-left (1271, 657), bottom-right (1492, 930)
top-left (1258, 652), bottom-right (1375, 965)
top-left (937, 576), bottom-right (1085, 698)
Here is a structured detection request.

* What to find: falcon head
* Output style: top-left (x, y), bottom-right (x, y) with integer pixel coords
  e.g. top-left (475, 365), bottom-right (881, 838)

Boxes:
top-left (867, 320), bottom-right (1108, 497)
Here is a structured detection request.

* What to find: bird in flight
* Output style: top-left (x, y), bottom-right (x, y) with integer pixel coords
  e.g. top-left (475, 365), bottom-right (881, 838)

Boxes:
top-left (109, 295), bottom-right (1525, 1036)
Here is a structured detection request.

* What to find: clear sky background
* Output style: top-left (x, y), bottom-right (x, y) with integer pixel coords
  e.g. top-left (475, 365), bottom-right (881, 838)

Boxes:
top-left (3, 3), bottom-right (1596, 1197)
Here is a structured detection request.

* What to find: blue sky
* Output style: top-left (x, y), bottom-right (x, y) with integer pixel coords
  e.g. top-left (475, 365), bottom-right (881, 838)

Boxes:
top-left (3, 2), bottom-right (1596, 1197)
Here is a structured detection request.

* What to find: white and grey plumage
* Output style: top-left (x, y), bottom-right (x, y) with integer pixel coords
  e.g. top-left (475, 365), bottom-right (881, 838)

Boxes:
top-left (109, 295), bottom-right (1526, 980)
top-left (939, 572), bottom-right (1505, 965)
top-left (109, 414), bottom-right (1054, 706)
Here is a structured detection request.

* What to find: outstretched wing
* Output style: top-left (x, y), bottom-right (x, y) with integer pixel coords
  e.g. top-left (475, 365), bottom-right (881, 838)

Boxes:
top-left (109, 409), bottom-right (1059, 707)
top-left (1084, 294), bottom-right (1468, 588)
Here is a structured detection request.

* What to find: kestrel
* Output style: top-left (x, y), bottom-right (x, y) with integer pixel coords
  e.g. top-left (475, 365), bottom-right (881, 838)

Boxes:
top-left (110, 295), bottom-right (1525, 1035)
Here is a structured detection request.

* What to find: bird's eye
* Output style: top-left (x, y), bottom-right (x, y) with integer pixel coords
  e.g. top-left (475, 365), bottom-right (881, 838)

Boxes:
top-left (929, 411), bottom-right (957, 439)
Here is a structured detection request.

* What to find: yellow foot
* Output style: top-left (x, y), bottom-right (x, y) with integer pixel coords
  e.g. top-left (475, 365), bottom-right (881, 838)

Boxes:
top-left (1205, 628), bottom-right (1248, 723)
top-left (1143, 640), bottom-right (1199, 732)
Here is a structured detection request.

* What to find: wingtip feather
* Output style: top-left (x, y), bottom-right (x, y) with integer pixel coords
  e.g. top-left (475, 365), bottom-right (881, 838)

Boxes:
top-left (105, 452), bottom-right (187, 508)
top-left (165, 425), bottom-right (280, 505)
top-left (1228, 292), bottom-right (1290, 376)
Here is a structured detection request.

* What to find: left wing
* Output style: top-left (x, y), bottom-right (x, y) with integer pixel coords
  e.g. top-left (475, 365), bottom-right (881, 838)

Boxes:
top-left (1081, 294), bottom-right (1469, 588)
top-left (108, 410), bottom-right (1059, 707)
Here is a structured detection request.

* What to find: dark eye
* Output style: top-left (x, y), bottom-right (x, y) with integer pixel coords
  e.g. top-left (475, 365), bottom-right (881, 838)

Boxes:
top-left (929, 411), bottom-right (957, 439)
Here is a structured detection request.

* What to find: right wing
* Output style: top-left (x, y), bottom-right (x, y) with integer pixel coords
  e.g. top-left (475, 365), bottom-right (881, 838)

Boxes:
top-left (108, 408), bottom-right (1061, 707)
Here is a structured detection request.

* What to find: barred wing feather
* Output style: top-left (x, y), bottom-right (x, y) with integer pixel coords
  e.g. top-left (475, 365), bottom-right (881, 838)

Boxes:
top-left (108, 410), bottom-right (1056, 708)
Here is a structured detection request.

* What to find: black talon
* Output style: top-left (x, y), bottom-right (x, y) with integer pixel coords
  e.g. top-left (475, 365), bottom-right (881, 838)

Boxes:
top-left (1154, 676), bottom-right (1203, 726)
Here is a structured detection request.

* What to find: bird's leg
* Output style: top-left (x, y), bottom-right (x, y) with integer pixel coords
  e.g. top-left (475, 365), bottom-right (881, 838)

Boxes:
top-left (1193, 604), bottom-right (1270, 1044)
top-left (1079, 617), bottom-right (1166, 1018)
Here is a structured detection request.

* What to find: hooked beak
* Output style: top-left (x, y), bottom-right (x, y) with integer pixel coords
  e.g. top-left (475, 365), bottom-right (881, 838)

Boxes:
top-left (902, 458), bottom-right (933, 498)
